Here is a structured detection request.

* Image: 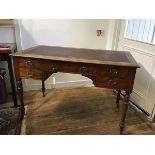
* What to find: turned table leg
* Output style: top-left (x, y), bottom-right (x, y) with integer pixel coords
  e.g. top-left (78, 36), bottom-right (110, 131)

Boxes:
top-left (42, 80), bottom-right (45, 97)
top-left (119, 92), bottom-right (130, 135)
top-left (116, 90), bottom-right (121, 109)
top-left (17, 78), bottom-right (25, 118)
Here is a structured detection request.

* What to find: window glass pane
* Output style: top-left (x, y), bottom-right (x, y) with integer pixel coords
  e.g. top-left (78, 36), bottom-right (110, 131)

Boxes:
top-left (131, 19), bottom-right (140, 40)
top-left (125, 19), bottom-right (155, 44)
top-left (125, 19), bottom-right (134, 39)
top-left (147, 20), bottom-right (155, 43)
top-left (137, 19), bottom-right (146, 42)
top-left (142, 19), bottom-right (151, 43)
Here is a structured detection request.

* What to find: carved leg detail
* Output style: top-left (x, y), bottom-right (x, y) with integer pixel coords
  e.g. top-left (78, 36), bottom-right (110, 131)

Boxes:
top-left (17, 78), bottom-right (25, 118)
top-left (116, 90), bottom-right (121, 109)
top-left (119, 93), bottom-right (130, 135)
top-left (42, 80), bottom-right (45, 97)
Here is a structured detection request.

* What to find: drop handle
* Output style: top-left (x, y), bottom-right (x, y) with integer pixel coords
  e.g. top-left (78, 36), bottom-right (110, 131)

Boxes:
top-left (51, 66), bottom-right (58, 73)
top-left (80, 66), bottom-right (88, 73)
top-left (27, 71), bottom-right (33, 77)
top-left (26, 60), bottom-right (33, 66)
top-left (109, 68), bottom-right (118, 75)
top-left (108, 79), bottom-right (117, 86)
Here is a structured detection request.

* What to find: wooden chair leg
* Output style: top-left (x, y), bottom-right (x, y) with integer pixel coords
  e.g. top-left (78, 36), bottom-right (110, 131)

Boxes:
top-left (42, 80), bottom-right (45, 97)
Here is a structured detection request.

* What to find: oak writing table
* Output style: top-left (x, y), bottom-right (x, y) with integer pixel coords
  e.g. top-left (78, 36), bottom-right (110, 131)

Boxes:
top-left (0, 43), bottom-right (18, 107)
top-left (11, 46), bottom-right (139, 134)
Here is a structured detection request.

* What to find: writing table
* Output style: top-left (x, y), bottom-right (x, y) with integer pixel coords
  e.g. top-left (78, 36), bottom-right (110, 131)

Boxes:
top-left (11, 46), bottom-right (139, 134)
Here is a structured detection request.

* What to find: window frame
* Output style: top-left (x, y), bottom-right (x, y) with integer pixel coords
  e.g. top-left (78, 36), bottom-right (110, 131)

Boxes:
top-left (124, 19), bottom-right (155, 46)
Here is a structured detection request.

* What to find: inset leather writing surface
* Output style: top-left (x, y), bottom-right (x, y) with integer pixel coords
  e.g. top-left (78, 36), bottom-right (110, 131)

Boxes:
top-left (11, 46), bottom-right (139, 68)
top-left (22, 46), bottom-right (129, 62)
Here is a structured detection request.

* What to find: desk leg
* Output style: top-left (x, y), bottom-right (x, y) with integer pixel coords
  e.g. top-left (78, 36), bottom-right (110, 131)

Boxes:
top-left (17, 78), bottom-right (25, 118)
top-left (8, 57), bottom-right (18, 107)
top-left (119, 92), bottom-right (129, 135)
top-left (42, 80), bottom-right (45, 97)
top-left (116, 90), bottom-right (121, 109)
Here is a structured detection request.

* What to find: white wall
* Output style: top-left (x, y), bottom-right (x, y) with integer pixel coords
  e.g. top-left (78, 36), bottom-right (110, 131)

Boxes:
top-left (18, 19), bottom-right (109, 50)
top-left (0, 19), bottom-right (116, 92)
top-left (106, 19), bottom-right (116, 50)
top-left (0, 26), bottom-right (16, 43)
top-left (16, 19), bottom-right (113, 91)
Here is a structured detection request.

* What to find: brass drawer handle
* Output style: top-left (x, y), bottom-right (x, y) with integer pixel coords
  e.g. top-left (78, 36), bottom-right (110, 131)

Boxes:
top-left (109, 68), bottom-right (118, 75)
top-left (27, 71), bottom-right (33, 77)
top-left (26, 60), bottom-right (33, 66)
top-left (108, 79), bottom-right (117, 86)
top-left (51, 66), bottom-right (58, 73)
top-left (80, 66), bottom-right (88, 74)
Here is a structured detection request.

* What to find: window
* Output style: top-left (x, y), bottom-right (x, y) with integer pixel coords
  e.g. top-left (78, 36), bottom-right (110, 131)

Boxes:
top-left (124, 19), bottom-right (155, 44)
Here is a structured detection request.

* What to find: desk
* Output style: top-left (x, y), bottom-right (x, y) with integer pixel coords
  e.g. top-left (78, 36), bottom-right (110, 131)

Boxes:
top-left (11, 46), bottom-right (139, 134)
top-left (0, 43), bottom-right (18, 107)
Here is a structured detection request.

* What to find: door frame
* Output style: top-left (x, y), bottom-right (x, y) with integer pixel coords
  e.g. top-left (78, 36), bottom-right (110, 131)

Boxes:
top-left (111, 19), bottom-right (122, 50)
top-left (114, 19), bottom-right (155, 121)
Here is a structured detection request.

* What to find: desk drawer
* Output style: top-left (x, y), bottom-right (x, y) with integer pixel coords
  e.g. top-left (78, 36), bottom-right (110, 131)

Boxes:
top-left (96, 77), bottom-right (127, 90)
top-left (18, 57), bottom-right (61, 77)
top-left (19, 67), bottom-right (43, 79)
top-left (59, 62), bottom-right (96, 75)
top-left (18, 58), bottom-right (97, 77)
top-left (18, 58), bottom-right (52, 71)
top-left (97, 66), bottom-right (129, 78)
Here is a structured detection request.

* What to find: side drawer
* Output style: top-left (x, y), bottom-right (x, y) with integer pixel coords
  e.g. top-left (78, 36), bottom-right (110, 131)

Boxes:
top-left (18, 58), bottom-right (52, 71)
top-left (96, 77), bottom-right (128, 90)
top-left (19, 67), bottom-right (43, 80)
top-left (97, 65), bottom-right (129, 78)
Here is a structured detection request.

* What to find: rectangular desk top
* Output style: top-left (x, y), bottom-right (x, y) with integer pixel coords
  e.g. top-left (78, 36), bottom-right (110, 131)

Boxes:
top-left (11, 45), bottom-right (139, 68)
